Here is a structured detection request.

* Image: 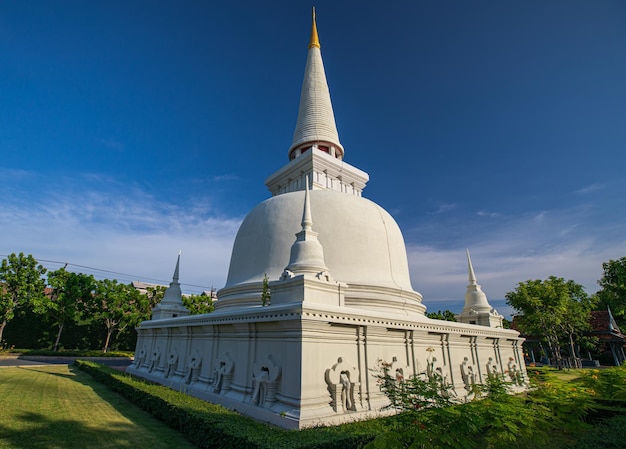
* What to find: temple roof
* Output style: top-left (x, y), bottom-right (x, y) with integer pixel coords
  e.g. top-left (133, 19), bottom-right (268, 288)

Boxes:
top-left (589, 309), bottom-right (626, 342)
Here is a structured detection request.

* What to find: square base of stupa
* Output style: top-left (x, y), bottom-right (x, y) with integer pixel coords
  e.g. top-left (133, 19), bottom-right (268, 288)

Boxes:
top-left (127, 301), bottom-right (526, 429)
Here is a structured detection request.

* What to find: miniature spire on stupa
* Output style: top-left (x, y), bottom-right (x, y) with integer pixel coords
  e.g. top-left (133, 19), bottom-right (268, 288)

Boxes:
top-left (151, 251), bottom-right (190, 320)
top-left (288, 7), bottom-right (344, 161)
top-left (283, 176), bottom-right (330, 277)
top-left (173, 250), bottom-right (181, 282)
top-left (456, 249), bottom-right (503, 328)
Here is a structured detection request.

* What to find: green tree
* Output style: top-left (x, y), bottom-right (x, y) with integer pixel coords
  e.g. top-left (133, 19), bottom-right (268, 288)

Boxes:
top-left (182, 293), bottom-right (215, 315)
top-left (0, 253), bottom-right (47, 343)
top-left (261, 273), bottom-right (270, 306)
top-left (144, 285), bottom-right (166, 311)
top-left (34, 268), bottom-right (96, 351)
top-left (597, 257), bottom-right (626, 329)
top-left (506, 277), bottom-right (596, 368)
top-left (91, 279), bottom-right (143, 352)
top-left (426, 310), bottom-right (457, 321)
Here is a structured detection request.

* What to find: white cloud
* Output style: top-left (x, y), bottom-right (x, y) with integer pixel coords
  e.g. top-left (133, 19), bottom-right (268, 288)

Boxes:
top-left (575, 183), bottom-right (604, 194)
top-left (212, 174), bottom-right (240, 182)
top-left (429, 203), bottom-right (457, 214)
top-left (407, 205), bottom-right (626, 315)
top-left (476, 210), bottom-right (501, 218)
top-left (0, 172), bottom-right (241, 294)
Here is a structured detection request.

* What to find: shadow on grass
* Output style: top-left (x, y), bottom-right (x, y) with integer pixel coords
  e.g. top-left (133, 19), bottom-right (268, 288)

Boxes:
top-left (0, 365), bottom-right (194, 449)
top-left (17, 365), bottom-right (79, 380)
top-left (0, 411), bottom-right (150, 449)
top-left (67, 365), bottom-right (197, 447)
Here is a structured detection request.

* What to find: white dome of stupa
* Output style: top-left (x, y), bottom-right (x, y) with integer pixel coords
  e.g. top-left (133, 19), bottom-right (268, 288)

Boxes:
top-left (225, 189), bottom-right (413, 289)
top-left (218, 188), bottom-right (424, 315)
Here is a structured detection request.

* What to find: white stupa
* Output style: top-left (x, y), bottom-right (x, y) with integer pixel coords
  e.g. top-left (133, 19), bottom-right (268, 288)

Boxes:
top-left (150, 252), bottom-right (189, 320)
top-left (128, 9), bottom-right (526, 429)
top-left (456, 249), bottom-right (504, 328)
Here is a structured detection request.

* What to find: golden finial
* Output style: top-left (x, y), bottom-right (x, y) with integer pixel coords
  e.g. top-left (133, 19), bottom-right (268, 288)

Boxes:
top-left (309, 7), bottom-right (320, 49)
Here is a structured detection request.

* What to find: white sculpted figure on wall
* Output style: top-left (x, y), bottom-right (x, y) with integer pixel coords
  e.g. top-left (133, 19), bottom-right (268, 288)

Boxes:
top-left (507, 357), bottom-right (523, 385)
top-left (135, 346), bottom-right (147, 369)
top-left (486, 357), bottom-right (500, 380)
top-left (251, 355), bottom-right (281, 407)
top-left (165, 349), bottom-right (179, 378)
top-left (185, 349), bottom-right (202, 385)
top-left (325, 357), bottom-right (360, 413)
top-left (425, 347), bottom-right (442, 382)
top-left (460, 357), bottom-right (476, 392)
top-left (149, 346), bottom-right (161, 373)
top-left (389, 356), bottom-right (410, 382)
top-left (339, 372), bottom-right (352, 411)
top-left (213, 352), bottom-right (234, 394)
top-left (424, 348), bottom-right (454, 397)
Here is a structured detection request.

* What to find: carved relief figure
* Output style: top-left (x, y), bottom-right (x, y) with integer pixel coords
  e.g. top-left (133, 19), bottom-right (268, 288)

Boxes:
top-left (425, 347), bottom-right (439, 381)
top-left (460, 357), bottom-right (475, 391)
top-left (325, 357), bottom-right (360, 413)
top-left (426, 356), bottom-right (438, 381)
top-left (507, 357), bottom-right (523, 385)
top-left (148, 346), bottom-right (161, 373)
top-left (424, 348), bottom-right (454, 397)
top-left (135, 346), bottom-right (147, 369)
top-left (213, 352), bottom-right (234, 394)
top-left (339, 371), bottom-right (352, 411)
top-left (251, 355), bottom-right (281, 407)
top-left (185, 349), bottom-right (202, 385)
top-left (435, 366), bottom-right (449, 384)
top-left (165, 349), bottom-right (179, 378)
top-left (389, 356), bottom-right (409, 383)
top-left (252, 368), bottom-right (270, 404)
top-left (486, 357), bottom-right (499, 379)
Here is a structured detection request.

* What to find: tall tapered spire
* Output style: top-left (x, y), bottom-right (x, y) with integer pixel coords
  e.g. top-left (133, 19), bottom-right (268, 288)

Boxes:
top-left (288, 8), bottom-right (344, 161)
top-left (467, 248), bottom-right (477, 285)
top-left (309, 7), bottom-right (320, 49)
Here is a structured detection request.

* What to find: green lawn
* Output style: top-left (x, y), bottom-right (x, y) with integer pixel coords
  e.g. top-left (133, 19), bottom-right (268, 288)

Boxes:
top-left (0, 365), bottom-right (197, 449)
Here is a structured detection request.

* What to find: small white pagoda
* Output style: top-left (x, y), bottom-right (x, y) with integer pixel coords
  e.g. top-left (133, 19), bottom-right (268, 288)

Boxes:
top-left (456, 249), bottom-right (504, 328)
top-left (127, 9), bottom-right (526, 429)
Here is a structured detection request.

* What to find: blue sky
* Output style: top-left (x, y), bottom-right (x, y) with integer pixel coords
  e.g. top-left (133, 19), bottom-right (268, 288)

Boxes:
top-left (1, 1), bottom-right (625, 316)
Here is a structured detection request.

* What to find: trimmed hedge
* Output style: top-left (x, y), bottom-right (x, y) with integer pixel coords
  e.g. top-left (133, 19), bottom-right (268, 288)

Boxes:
top-left (74, 360), bottom-right (378, 449)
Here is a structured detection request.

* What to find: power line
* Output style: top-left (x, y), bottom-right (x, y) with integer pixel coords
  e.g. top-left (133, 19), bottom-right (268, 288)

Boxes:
top-left (0, 254), bottom-right (215, 291)
top-left (41, 259), bottom-right (171, 284)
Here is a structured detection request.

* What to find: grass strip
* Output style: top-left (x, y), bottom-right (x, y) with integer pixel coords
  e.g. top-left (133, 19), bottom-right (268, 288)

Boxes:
top-left (0, 365), bottom-right (196, 449)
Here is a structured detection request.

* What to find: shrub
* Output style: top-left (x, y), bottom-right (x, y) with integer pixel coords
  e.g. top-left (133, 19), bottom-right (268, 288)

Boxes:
top-left (578, 367), bottom-right (626, 400)
top-left (365, 362), bottom-right (596, 449)
top-left (74, 360), bottom-right (378, 449)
